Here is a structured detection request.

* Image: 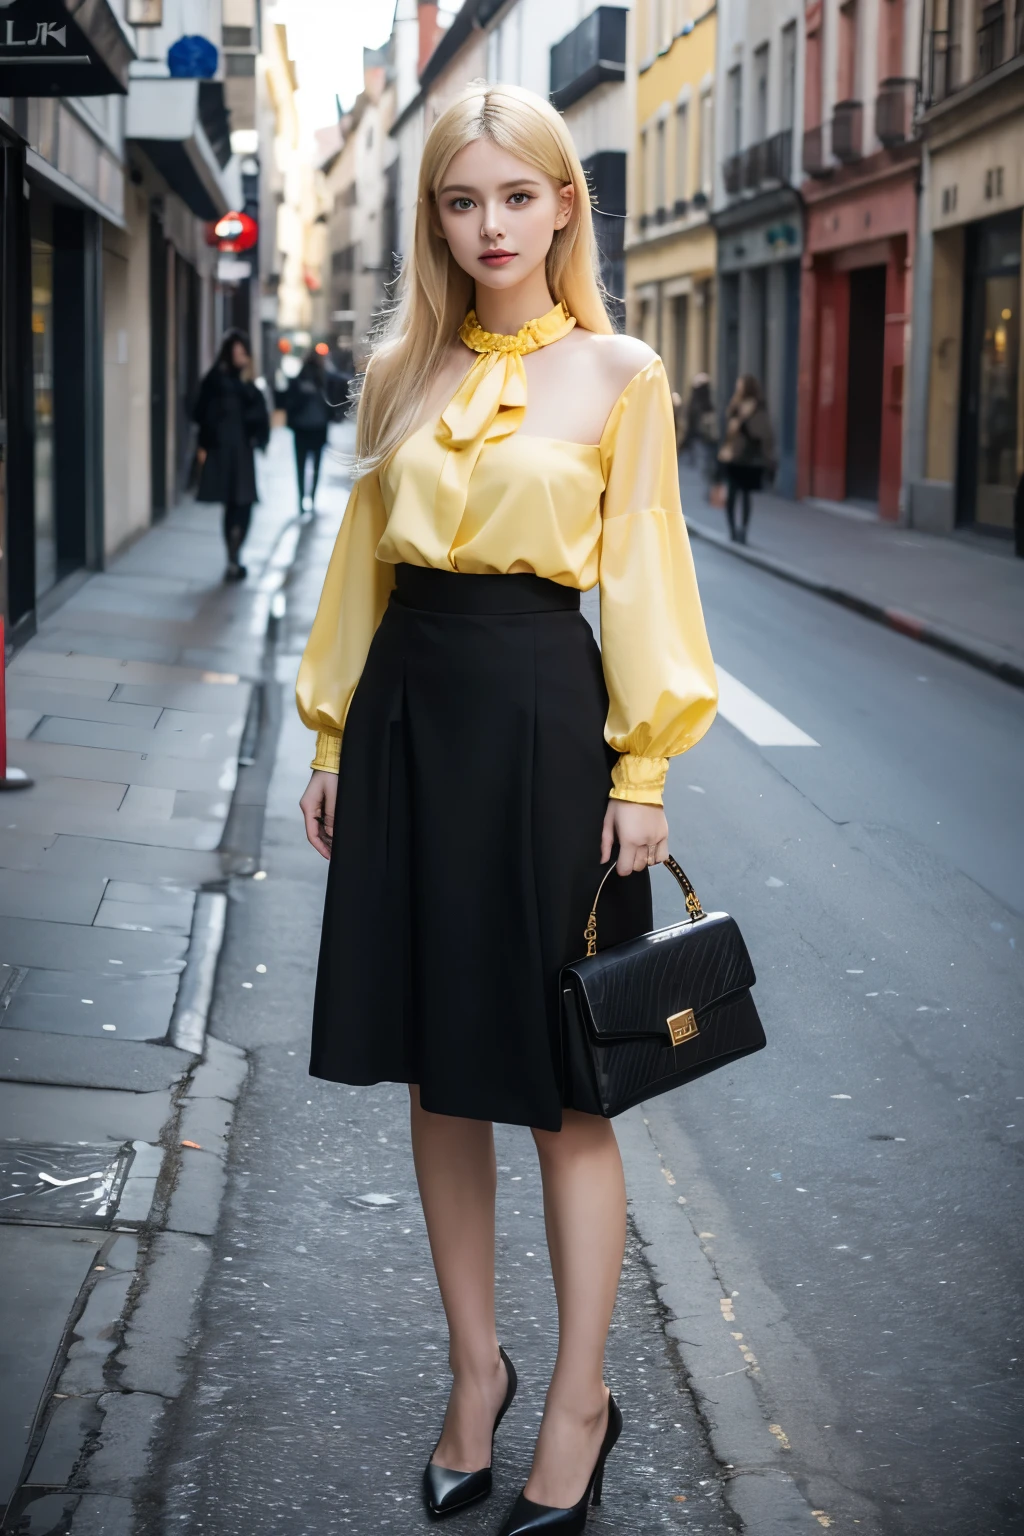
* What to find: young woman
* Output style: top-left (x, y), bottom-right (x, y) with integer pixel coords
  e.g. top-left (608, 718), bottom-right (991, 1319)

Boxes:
top-left (285, 348), bottom-right (333, 513)
top-left (296, 83), bottom-right (717, 1535)
top-left (193, 330), bottom-right (270, 579)
top-left (716, 373), bottom-right (775, 544)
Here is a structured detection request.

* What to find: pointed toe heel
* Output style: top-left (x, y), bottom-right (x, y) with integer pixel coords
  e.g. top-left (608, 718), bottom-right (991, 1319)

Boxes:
top-left (496, 1393), bottom-right (622, 1535)
top-left (423, 1348), bottom-right (518, 1518)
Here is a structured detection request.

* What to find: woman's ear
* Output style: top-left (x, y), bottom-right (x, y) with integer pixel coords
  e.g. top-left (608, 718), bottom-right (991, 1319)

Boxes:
top-left (554, 181), bottom-right (575, 231)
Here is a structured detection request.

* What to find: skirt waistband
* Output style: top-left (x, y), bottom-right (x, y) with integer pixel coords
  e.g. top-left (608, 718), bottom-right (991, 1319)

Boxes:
top-left (394, 563), bottom-right (581, 616)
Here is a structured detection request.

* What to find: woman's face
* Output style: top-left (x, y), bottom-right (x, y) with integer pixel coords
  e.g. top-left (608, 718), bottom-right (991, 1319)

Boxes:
top-left (435, 138), bottom-right (573, 295)
top-left (231, 340), bottom-right (251, 370)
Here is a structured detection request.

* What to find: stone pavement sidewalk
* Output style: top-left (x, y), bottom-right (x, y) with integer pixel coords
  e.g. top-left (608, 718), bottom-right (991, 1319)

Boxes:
top-left (679, 459), bottom-right (1024, 688)
top-left (0, 427), bottom-right (319, 1535)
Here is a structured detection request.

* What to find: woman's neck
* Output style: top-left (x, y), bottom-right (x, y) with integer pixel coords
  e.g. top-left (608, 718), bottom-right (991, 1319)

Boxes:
top-left (471, 273), bottom-right (557, 338)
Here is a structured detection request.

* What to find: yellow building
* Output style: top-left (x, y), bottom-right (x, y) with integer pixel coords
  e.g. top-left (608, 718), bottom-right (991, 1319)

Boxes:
top-left (625, 0), bottom-right (717, 397)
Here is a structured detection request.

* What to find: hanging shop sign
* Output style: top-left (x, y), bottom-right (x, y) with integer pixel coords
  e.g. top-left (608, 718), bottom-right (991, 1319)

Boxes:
top-left (213, 210), bottom-right (258, 253)
top-left (0, 0), bottom-right (135, 94)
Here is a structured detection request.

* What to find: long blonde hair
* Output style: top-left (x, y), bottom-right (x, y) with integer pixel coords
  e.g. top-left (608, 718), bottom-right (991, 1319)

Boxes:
top-left (354, 81), bottom-right (613, 473)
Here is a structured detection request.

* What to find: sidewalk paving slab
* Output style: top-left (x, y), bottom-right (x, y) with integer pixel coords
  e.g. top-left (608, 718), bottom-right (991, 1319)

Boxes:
top-left (0, 430), bottom-right (302, 1528)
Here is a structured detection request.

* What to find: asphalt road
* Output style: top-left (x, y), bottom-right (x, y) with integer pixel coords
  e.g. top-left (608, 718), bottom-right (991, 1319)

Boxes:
top-left (651, 539), bottom-right (1024, 1535)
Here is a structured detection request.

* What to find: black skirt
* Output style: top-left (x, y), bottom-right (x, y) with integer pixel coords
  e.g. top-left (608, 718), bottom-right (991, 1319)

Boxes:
top-left (310, 563), bottom-right (652, 1131)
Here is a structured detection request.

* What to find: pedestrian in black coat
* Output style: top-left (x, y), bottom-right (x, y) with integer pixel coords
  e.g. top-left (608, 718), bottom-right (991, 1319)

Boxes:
top-left (193, 330), bottom-right (270, 581)
top-left (717, 374), bottom-right (775, 544)
top-left (285, 350), bottom-right (335, 513)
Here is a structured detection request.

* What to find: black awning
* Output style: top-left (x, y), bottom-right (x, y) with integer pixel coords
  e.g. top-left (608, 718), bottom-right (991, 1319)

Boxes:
top-left (0, 0), bottom-right (135, 96)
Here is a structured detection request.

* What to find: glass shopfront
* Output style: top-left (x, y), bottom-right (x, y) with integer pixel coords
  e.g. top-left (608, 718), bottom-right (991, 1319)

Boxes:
top-left (959, 211), bottom-right (1021, 533)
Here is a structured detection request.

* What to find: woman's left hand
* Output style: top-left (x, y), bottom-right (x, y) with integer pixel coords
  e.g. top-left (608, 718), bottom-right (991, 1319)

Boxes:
top-left (601, 798), bottom-right (670, 875)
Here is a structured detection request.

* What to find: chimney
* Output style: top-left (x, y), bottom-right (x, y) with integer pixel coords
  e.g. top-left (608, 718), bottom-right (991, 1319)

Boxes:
top-left (418, 0), bottom-right (440, 76)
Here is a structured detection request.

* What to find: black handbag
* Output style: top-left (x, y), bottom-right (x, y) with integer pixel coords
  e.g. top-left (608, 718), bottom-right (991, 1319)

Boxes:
top-left (560, 856), bottom-right (765, 1118)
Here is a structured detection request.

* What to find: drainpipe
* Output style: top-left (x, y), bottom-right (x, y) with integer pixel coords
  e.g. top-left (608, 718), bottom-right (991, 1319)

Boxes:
top-left (904, 144), bottom-right (932, 527)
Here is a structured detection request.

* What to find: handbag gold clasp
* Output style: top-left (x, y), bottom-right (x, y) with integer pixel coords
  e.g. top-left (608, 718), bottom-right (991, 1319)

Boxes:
top-left (667, 1008), bottom-right (699, 1046)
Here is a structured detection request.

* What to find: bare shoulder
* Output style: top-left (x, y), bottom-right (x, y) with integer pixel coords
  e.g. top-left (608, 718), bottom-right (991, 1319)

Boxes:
top-left (572, 330), bottom-right (660, 395)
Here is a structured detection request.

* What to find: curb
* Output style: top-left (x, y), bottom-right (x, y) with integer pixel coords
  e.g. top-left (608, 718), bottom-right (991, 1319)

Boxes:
top-left (168, 892), bottom-right (228, 1054)
top-left (685, 517), bottom-right (1024, 692)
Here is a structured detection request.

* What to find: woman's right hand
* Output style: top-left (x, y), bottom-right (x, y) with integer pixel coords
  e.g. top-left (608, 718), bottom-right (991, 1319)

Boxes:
top-left (196, 448), bottom-right (207, 465)
top-left (300, 770), bottom-right (338, 859)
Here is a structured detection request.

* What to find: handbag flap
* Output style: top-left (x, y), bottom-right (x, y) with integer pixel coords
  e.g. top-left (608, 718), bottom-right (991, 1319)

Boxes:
top-left (561, 910), bottom-right (756, 1043)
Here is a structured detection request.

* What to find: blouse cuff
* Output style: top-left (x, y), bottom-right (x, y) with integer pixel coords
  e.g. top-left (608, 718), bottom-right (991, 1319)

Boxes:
top-left (311, 730), bottom-right (342, 774)
top-left (609, 754), bottom-right (669, 805)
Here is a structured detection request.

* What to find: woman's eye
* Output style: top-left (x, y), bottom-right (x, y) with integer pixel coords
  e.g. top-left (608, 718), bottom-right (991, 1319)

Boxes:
top-left (450, 197), bottom-right (474, 211)
top-left (508, 192), bottom-right (531, 205)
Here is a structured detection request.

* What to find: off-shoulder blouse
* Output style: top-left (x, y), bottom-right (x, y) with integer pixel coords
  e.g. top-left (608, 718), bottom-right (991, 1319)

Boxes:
top-left (295, 302), bottom-right (717, 806)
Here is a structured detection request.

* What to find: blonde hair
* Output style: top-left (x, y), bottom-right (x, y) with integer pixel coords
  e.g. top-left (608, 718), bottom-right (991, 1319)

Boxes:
top-left (354, 81), bottom-right (613, 472)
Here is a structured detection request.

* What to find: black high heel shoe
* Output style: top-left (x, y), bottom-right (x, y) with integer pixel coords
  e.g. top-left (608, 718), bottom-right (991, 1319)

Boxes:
top-left (423, 1347), bottom-right (518, 1518)
top-left (495, 1392), bottom-right (622, 1536)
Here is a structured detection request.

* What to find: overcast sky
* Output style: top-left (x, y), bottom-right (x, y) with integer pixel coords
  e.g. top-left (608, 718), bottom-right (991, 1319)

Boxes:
top-left (270, 0), bottom-right (397, 142)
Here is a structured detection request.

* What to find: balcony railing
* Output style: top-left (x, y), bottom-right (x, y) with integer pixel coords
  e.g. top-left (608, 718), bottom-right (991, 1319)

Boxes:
top-left (549, 6), bottom-right (627, 111)
top-left (802, 124), bottom-right (829, 177)
top-left (735, 130), bottom-right (793, 191)
top-left (741, 141), bottom-right (766, 190)
top-left (723, 152), bottom-right (743, 195)
top-left (832, 99), bottom-right (863, 162)
top-left (875, 77), bottom-right (917, 145)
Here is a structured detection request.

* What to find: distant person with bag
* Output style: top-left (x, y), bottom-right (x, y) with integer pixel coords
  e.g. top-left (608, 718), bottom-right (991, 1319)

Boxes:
top-left (717, 374), bottom-right (775, 544)
top-left (683, 372), bottom-right (717, 485)
top-left (193, 329), bottom-right (270, 581)
top-left (286, 350), bottom-right (334, 514)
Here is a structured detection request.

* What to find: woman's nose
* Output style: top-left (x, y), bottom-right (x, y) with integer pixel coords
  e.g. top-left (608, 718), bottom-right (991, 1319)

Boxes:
top-left (481, 202), bottom-right (506, 242)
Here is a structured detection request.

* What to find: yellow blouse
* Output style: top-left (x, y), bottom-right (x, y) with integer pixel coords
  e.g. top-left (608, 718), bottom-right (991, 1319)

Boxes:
top-left (295, 302), bottom-right (717, 806)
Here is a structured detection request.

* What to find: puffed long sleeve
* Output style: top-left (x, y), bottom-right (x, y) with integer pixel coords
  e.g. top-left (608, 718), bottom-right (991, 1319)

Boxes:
top-left (295, 473), bottom-right (395, 772)
top-left (599, 359), bottom-right (718, 805)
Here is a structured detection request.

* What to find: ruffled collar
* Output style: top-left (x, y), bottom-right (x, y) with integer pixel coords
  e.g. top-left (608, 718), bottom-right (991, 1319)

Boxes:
top-left (459, 301), bottom-right (576, 356)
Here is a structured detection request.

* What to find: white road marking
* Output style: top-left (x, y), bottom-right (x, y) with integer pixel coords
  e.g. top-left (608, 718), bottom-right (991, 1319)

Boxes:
top-left (715, 666), bottom-right (819, 747)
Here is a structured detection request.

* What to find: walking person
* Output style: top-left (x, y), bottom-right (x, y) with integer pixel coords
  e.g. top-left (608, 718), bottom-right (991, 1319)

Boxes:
top-left (193, 330), bottom-right (270, 580)
top-left (716, 373), bottom-right (774, 544)
top-left (286, 348), bottom-right (333, 514)
top-left (296, 82), bottom-right (717, 1535)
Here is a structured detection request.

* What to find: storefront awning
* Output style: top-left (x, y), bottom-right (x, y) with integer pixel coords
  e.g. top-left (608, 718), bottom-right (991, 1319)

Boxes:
top-left (0, 0), bottom-right (135, 95)
top-left (126, 77), bottom-right (236, 221)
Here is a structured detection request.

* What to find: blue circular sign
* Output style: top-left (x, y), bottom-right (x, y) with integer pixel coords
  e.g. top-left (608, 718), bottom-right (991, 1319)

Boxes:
top-left (167, 34), bottom-right (218, 79)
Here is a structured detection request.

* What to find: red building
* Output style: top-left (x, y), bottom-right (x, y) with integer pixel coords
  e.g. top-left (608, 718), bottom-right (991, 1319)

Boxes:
top-left (796, 0), bottom-right (921, 519)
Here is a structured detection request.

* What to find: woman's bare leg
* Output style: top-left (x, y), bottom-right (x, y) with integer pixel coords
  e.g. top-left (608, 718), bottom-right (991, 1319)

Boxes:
top-left (525, 1109), bottom-right (625, 1506)
top-left (409, 1087), bottom-right (509, 1471)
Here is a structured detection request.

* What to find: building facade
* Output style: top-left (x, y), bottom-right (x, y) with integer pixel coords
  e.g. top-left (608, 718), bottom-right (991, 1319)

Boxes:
top-left (625, 0), bottom-right (718, 396)
top-left (712, 0), bottom-right (803, 495)
top-left (905, 0), bottom-right (1023, 540)
top-left (795, 0), bottom-right (923, 518)
top-left (0, 0), bottom-right (240, 642)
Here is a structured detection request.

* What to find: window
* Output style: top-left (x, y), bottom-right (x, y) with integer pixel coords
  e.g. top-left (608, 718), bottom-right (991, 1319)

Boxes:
top-left (837, 0), bottom-right (858, 100)
top-left (727, 65), bottom-right (742, 154)
top-left (639, 127), bottom-right (649, 218)
top-left (655, 115), bottom-right (667, 212)
top-left (753, 44), bottom-right (769, 141)
top-left (699, 87), bottom-right (714, 192)
top-left (675, 100), bottom-right (689, 201)
top-left (780, 21), bottom-right (797, 131)
top-left (225, 51), bottom-right (255, 74)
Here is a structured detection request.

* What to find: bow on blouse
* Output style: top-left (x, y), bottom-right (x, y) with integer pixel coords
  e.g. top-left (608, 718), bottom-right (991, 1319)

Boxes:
top-left (434, 301), bottom-right (576, 549)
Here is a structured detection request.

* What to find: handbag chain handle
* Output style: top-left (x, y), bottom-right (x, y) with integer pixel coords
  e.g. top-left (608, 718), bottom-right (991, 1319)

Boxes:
top-left (584, 854), bottom-right (705, 957)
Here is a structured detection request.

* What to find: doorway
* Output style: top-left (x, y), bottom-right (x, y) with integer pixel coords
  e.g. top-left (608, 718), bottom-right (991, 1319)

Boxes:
top-left (844, 264), bottom-right (886, 502)
top-left (672, 293), bottom-right (688, 394)
top-left (958, 211), bottom-right (1020, 533)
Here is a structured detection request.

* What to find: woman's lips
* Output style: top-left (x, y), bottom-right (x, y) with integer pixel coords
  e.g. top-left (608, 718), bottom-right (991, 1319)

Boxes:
top-left (479, 251), bottom-right (515, 266)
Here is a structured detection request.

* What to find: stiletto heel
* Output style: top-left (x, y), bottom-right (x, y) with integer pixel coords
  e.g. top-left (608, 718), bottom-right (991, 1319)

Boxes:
top-left (423, 1347), bottom-right (518, 1518)
top-left (496, 1392), bottom-right (622, 1535)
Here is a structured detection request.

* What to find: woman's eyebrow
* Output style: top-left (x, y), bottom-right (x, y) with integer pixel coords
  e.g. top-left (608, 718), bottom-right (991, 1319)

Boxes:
top-left (438, 178), bottom-right (544, 195)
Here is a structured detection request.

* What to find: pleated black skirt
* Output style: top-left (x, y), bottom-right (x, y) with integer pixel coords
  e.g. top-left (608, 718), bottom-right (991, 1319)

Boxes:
top-left (310, 563), bottom-right (652, 1130)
